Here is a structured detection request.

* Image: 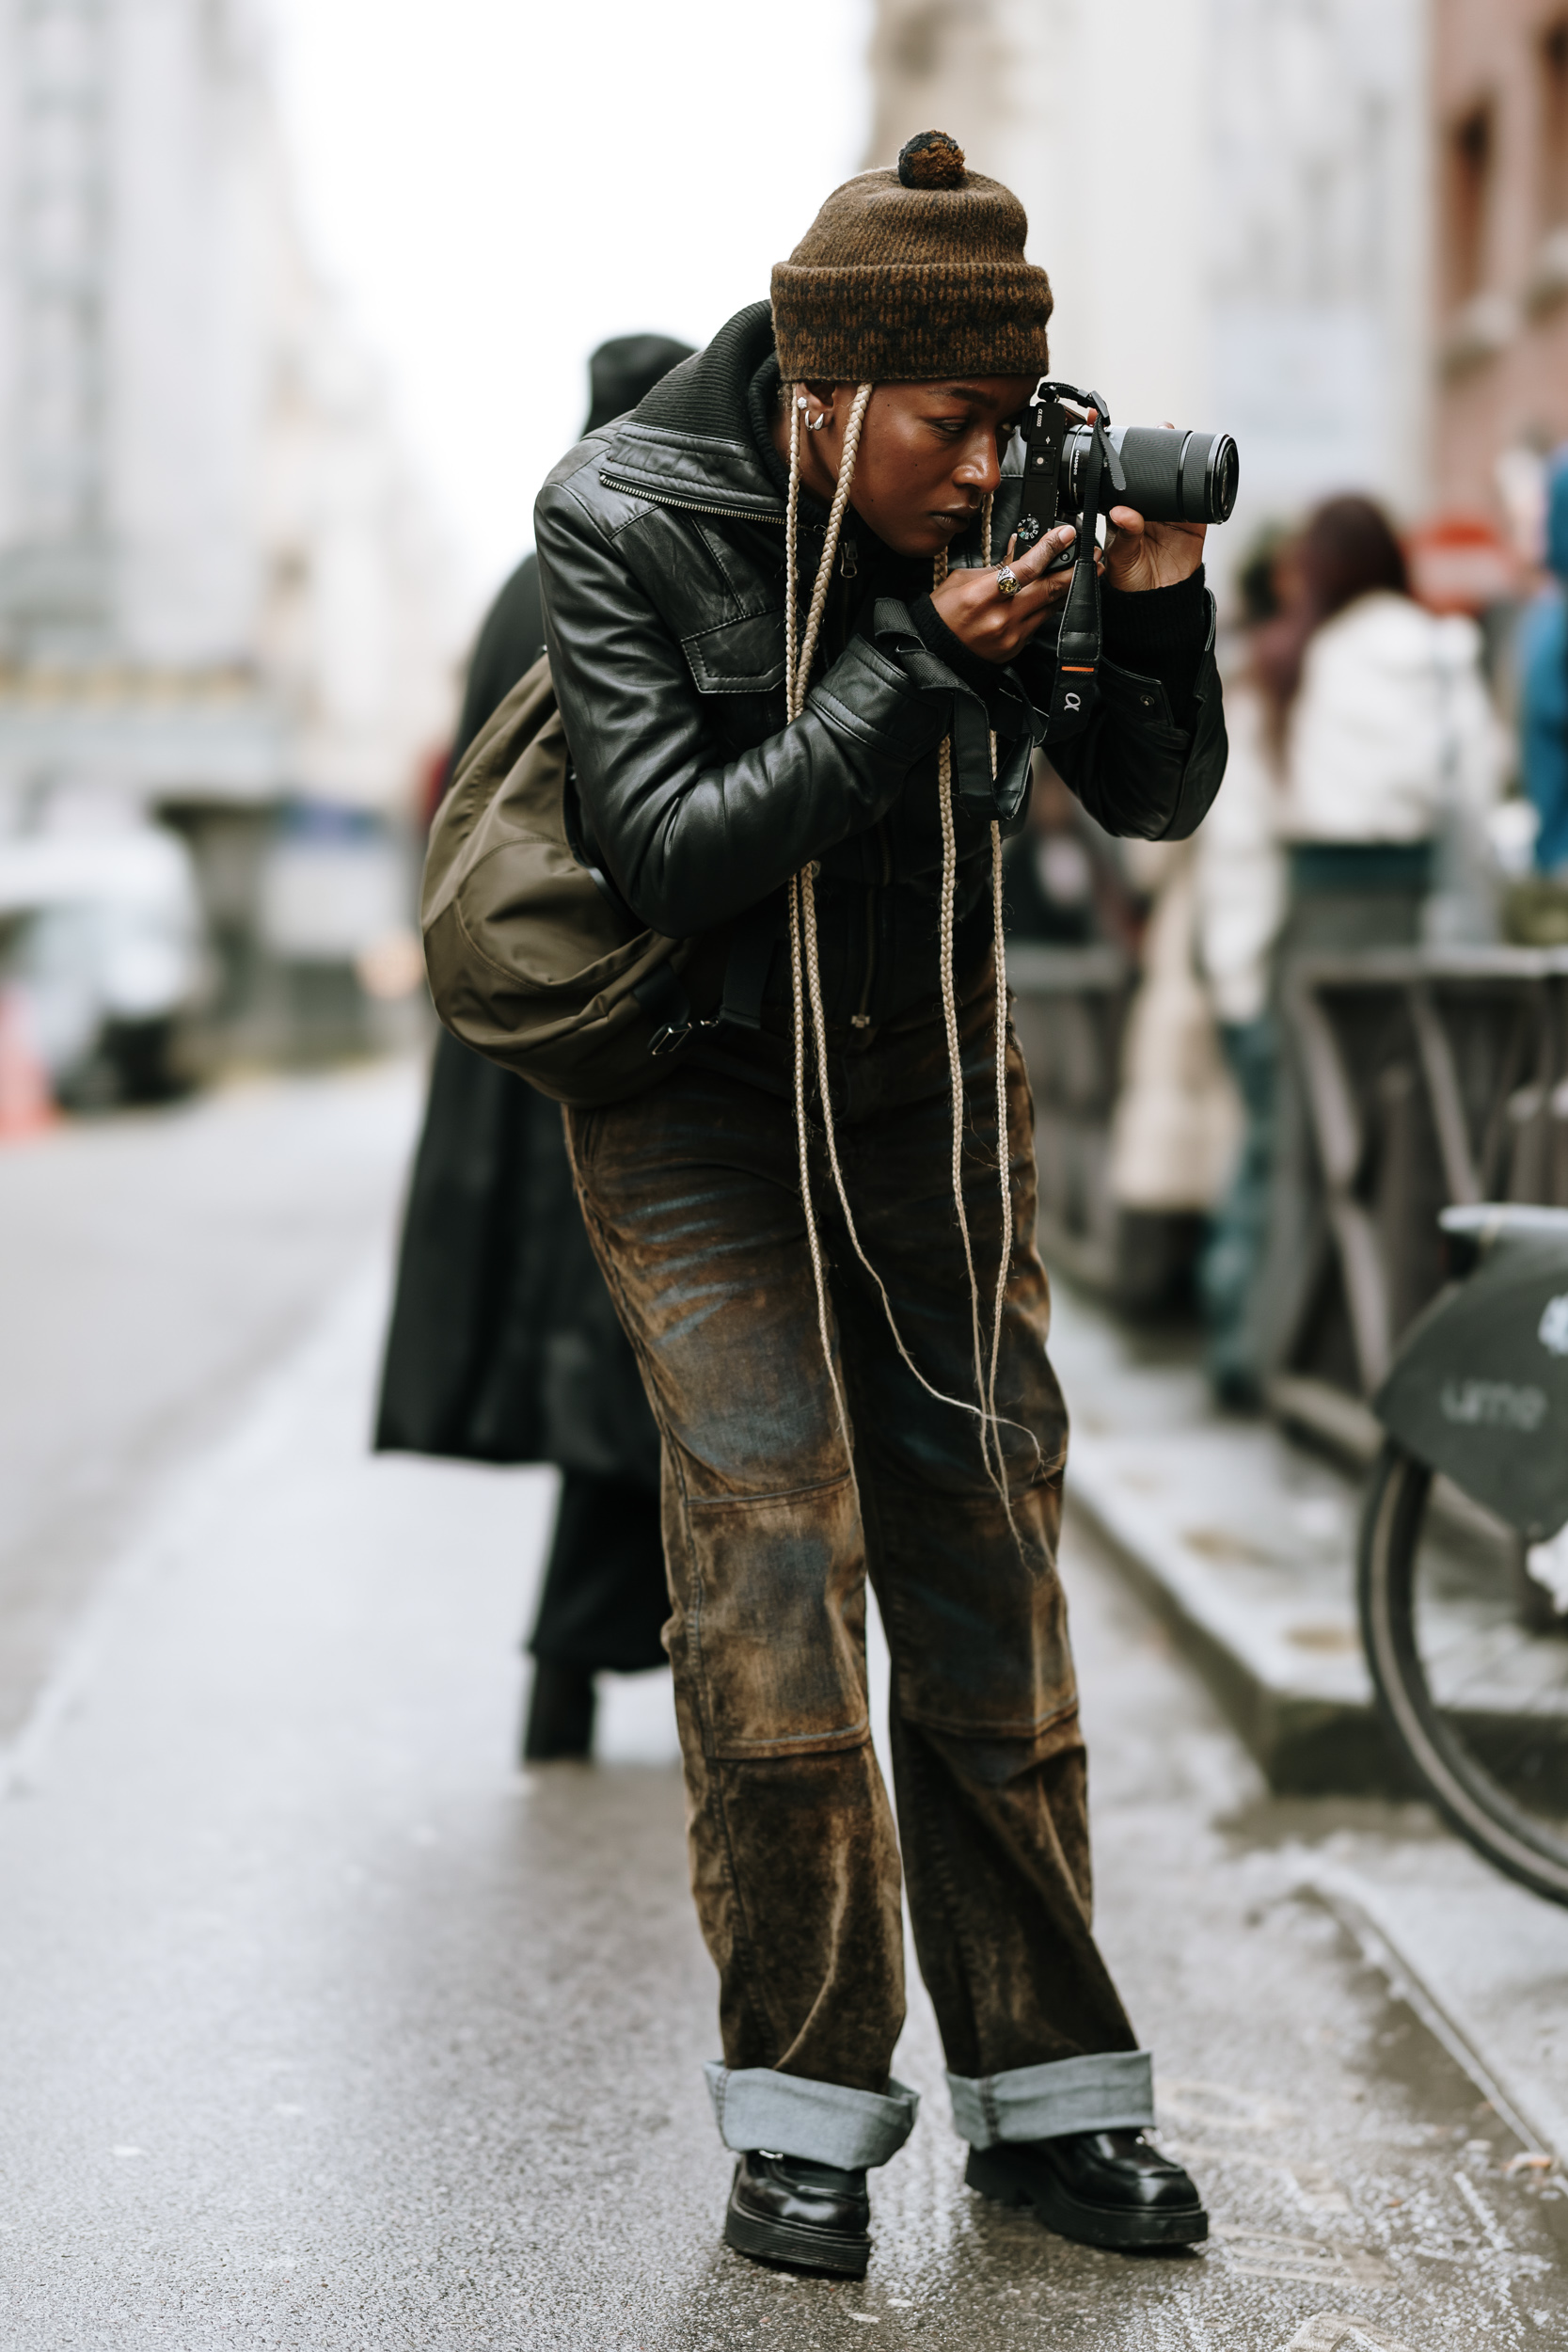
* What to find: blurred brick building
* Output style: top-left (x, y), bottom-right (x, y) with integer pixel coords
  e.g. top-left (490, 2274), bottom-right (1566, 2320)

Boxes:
top-left (1433, 0), bottom-right (1568, 515)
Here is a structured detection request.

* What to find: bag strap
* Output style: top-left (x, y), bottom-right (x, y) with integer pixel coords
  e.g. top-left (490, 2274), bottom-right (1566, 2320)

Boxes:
top-left (632, 961), bottom-right (693, 1057)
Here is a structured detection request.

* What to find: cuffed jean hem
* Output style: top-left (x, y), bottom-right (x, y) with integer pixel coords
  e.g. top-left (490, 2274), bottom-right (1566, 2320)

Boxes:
top-left (946, 2050), bottom-right (1155, 2148)
top-left (704, 2063), bottom-right (920, 2170)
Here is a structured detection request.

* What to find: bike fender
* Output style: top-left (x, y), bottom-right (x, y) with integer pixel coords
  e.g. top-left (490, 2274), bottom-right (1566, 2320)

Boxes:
top-left (1374, 1234), bottom-right (1568, 1539)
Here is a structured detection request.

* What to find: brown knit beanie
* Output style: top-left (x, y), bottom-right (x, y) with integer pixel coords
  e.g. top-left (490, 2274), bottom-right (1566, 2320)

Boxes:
top-left (771, 131), bottom-right (1053, 384)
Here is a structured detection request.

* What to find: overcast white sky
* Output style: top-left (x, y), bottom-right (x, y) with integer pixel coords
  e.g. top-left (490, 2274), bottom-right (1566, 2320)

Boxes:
top-left (269, 0), bottom-right (875, 622)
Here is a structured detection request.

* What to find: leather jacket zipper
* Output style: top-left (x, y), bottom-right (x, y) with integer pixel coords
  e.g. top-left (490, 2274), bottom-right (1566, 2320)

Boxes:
top-left (851, 826), bottom-right (894, 1029)
top-left (851, 891), bottom-right (876, 1028)
top-left (597, 476), bottom-right (784, 527)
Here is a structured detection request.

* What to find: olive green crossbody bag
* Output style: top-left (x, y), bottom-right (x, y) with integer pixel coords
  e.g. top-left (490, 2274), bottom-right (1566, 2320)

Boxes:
top-left (421, 655), bottom-right (704, 1107)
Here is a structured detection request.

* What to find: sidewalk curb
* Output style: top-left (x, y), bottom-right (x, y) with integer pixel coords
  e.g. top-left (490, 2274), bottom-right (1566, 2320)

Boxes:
top-left (1305, 1864), bottom-right (1564, 2169)
top-left (1066, 1443), bottom-right (1414, 1797)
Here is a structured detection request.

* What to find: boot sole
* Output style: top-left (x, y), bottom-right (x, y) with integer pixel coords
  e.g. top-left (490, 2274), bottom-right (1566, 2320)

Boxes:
top-left (965, 2147), bottom-right (1208, 2250)
top-left (723, 2185), bottom-right (871, 2278)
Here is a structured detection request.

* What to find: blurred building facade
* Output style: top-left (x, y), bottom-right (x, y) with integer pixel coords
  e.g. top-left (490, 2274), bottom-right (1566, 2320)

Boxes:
top-left (1433, 0), bottom-right (1568, 516)
top-left (867, 0), bottom-right (1433, 569)
top-left (0, 0), bottom-right (456, 1081)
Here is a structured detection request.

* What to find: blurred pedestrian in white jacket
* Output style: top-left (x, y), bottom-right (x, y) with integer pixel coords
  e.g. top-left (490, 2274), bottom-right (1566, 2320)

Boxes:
top-left (1230, 496), bottom-right (1507, 1398)
top-left (1257, 498), bottom-right (1506, 951)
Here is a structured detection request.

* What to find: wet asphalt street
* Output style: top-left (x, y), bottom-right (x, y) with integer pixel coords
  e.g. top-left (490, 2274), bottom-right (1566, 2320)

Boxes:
top-left (1, 1061), bottom-right (1564, 2350)
top-left (0, 1062), bottom-right (426, 1744)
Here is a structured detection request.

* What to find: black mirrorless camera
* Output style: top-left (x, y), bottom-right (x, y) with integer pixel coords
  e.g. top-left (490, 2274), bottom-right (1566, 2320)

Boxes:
top-left (1017, 382), bottom-right (1239, 544)
top-left (1014, 380), bottom-right (1238, 726)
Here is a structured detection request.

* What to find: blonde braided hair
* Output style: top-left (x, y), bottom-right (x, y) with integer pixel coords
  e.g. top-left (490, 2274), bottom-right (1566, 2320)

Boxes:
top-left (784, 385), bottom-right (1026, 1527)
top-left (979, 501), bottom-right (1020, 1521)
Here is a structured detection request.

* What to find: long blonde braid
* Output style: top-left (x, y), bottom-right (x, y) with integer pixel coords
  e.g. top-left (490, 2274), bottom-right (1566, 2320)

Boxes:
top-left (930, 545), bottom-right (995, 1501)
top-left (979, 501), bottom-right (1019, 1525)
top-left (784, 389), bottom-right (1028, 1518)
top-left (784, 385), bottom-right (873, 1459)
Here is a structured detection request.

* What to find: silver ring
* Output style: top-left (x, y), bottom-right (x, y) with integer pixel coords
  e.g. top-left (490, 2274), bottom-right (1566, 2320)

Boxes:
top-left (995, 565), bottom-right (1021, 600)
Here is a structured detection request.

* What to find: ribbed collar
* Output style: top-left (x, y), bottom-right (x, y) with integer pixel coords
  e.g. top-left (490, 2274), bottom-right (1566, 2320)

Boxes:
top-left (594, 302), bottom-right (786, 521)
top-left (746, 352), bottom-right (798, 505)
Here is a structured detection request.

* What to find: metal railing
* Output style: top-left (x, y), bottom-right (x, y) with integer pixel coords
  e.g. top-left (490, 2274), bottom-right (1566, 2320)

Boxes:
top-left (1273, 948), bottom-right (1568, 1449)
top-left (1012, 943), bottom-right (1568, 1450)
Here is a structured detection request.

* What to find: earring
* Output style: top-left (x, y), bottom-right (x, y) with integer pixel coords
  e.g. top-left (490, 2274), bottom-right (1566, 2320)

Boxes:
top-left (806, 408), bottom-right (832, 433)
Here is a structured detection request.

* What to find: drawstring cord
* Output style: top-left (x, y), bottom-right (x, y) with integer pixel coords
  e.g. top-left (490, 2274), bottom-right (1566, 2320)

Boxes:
top-left (784, 387), bottom-right (1028, 1531)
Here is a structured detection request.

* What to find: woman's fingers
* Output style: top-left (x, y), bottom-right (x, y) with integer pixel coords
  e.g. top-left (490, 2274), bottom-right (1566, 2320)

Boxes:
top-left (1104, 508), bottom-right (1206, 591)
top-left (1006, 522), bottom-right (1077, 582)
top-left (1107, 505), bottom-right (1205, 553)
top-left (928, 520), bottom-right (1096, 658)
top-left (1009, 573), bottom-right (1074, 635)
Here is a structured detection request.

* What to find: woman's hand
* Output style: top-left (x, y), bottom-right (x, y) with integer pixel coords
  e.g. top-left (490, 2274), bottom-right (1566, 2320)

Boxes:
top-left (928, 522), bottom-right (1084, 663)
top-left (1103, 508), bottom-right (1206, 595)
top-left (930, 489), bottom-right (1209, 667)
top-left (1103, 413), bottom-right (1206, 593)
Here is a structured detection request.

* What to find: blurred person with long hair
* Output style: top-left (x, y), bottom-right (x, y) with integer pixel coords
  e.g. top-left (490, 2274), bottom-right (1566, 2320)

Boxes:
top-left (1247, 494), bottom-right (1504, 1383)
top-left (1255, 496), bottom-right (1502, 944)
top-left (377, 335), bottom-right (693, 1764)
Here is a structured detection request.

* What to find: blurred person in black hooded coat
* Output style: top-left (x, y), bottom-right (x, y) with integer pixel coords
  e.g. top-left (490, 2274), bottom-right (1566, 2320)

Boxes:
top-left (376, 333), bottom-right (696, 1762)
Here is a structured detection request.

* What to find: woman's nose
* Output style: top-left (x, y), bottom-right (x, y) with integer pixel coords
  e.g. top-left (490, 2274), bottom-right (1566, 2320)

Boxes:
top-left (956, 432), bottom-right (1003, 493)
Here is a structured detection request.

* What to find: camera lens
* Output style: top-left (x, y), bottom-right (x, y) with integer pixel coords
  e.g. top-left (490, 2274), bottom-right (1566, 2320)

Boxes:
top-left (1185, 431), bottom-right (1239, 525)
top-left (1068, 425), bottom-right (1240, 526)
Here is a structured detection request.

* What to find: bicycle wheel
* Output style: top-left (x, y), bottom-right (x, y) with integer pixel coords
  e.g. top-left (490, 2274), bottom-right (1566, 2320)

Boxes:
top-left (1359, 1439), bottom-right (1568, 1907)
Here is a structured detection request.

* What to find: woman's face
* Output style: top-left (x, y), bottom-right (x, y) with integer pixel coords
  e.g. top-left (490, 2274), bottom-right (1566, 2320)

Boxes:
top-left (800, 376), bottom-right (1037, 558)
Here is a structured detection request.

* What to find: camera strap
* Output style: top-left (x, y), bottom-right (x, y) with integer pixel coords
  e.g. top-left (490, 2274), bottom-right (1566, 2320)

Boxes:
top-left (1048, 417), bottom-right (1109, 738)
top-left (1018, 382), bottom-right (1125, 741)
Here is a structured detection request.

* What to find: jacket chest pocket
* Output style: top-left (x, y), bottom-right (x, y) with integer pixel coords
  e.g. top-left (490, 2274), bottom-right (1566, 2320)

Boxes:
top-left (681, 611), bottom-right (785, 697)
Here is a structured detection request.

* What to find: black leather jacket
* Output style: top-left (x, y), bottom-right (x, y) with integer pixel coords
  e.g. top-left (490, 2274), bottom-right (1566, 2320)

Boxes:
top-left (535, 303), bottom-right (1227, 1041)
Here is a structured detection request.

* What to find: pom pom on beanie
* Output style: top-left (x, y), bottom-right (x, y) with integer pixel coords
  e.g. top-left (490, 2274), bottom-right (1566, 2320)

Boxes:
top-left (897, 130), bottom-right (967, 189)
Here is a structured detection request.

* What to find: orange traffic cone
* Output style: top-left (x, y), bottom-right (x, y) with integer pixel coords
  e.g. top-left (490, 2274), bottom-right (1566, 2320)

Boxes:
top-left (0, 987), bottom-right (57, 1140)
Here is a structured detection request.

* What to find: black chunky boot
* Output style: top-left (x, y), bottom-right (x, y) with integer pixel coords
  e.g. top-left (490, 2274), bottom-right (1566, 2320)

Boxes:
top-left (966, 2129), bottom-right (1207, 2249)
top-left (723, 2150), bottom-right (872, 2277)
top-left (521, 1661), bottom-right (596, 1761)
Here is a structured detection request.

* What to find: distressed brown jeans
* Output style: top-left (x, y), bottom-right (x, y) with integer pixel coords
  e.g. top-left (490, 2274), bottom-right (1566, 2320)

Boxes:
top-left (565, 965), bottom-right (1146, 2165)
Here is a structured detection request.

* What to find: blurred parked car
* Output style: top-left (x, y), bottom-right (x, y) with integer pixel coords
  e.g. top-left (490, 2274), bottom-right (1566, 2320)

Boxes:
top-left (0, 818), bottom-right (206, 1106)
